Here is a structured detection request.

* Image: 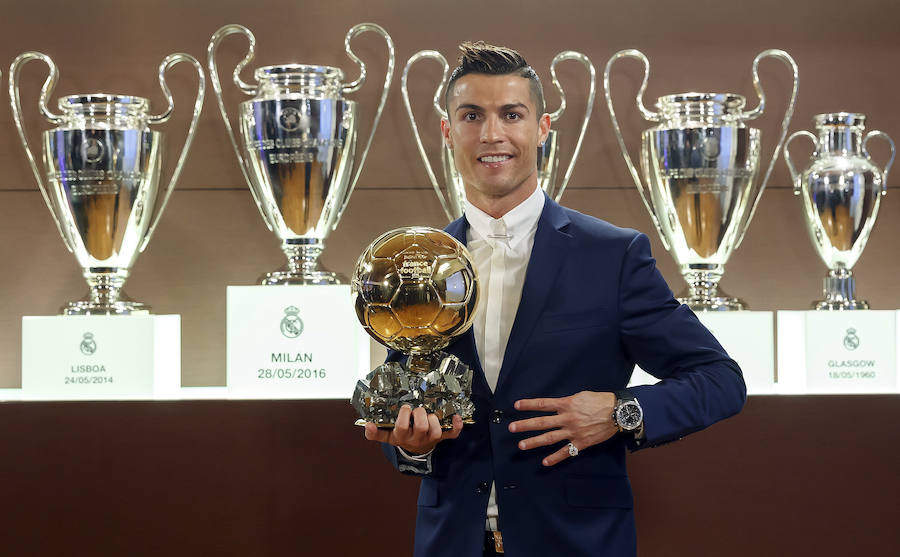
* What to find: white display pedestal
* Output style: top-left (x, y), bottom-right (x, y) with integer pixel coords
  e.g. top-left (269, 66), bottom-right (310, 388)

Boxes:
top-left (21, 315), bottom-right (181, 400)
top-left (776, 310), bottom-right (898, 394)
top-left (226, 285), bottom-right (369, 399)
top-left (628, 311), bottom-right (775, 394)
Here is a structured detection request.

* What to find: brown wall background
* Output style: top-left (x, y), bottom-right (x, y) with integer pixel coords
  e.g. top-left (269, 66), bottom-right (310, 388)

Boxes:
top-left (0, 0), bottom-right (898, 555)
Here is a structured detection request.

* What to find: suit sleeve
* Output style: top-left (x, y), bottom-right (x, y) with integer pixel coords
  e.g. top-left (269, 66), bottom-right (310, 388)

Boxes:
top-left (617, 233), bottom-right (747, 450)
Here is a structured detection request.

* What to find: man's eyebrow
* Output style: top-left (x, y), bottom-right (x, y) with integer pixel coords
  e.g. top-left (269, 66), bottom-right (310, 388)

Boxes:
top-left (501, 103), bottom-right (530, 113)
top-left (454, 102), bottom-right (531, 113)
top-left (455, 103), bottom-right (483, 113)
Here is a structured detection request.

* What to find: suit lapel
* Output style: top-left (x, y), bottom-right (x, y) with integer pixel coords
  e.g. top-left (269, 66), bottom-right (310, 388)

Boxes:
top-left (494, 197), bottom-right (572, 395)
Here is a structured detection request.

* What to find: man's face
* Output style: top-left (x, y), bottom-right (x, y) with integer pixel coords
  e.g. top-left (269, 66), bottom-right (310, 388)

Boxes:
top-left (441, 74), bottom-right (550, 208)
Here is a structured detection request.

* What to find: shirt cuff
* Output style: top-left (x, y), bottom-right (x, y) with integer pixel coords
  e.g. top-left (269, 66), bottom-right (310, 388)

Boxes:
top-left (397, 446), bottom-right (434, 461)
top-left (396, 447), bottom-right (434, 475)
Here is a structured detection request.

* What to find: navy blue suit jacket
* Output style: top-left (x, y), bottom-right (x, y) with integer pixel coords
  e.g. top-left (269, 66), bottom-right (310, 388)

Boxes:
top-left (382, 196), bottom-right (746, 557)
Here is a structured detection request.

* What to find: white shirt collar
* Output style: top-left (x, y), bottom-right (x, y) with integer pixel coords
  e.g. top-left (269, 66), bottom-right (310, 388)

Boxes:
top-left (464, 185), bottom-right (545, 248)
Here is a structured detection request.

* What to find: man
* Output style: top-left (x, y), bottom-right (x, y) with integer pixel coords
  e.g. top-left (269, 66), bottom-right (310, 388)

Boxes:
top-left (364, 42), bottom-right (746, 557)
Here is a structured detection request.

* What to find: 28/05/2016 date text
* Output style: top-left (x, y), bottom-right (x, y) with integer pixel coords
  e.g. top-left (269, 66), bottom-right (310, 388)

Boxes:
top-left (257, 368), bottom-right (328, 380)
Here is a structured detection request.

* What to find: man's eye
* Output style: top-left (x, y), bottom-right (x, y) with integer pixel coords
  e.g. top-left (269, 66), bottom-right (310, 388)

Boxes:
top-left (464, 112), bottom-right (478, 121)
top-left (506, 112), bottom-right (521, 120)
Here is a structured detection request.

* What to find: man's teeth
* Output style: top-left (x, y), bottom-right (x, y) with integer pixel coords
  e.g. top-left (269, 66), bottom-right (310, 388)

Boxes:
top-left (479, 155), bottom-right (511, 163)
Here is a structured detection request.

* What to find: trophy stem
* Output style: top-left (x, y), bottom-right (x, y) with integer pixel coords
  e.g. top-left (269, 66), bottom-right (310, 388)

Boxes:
top-left (260, 240), bottom-right (347, 285)
top-left (678, 265), bottom-right (746, 311)
top-left (63, 268), bottom-right (149, 315)
top-left (815, 268), bottom-right (869, 310)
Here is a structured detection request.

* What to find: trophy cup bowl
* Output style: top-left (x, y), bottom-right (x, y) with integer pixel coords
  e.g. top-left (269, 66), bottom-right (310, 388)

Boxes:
top-left (402, 49), bottom-right (595, 221)
top-left (605, 49), bottom-right (798, 311)
top-left (350, 227), bottom-right (479, 428)
top-left (9, 52), bottom-right (205, 314)
top-left (784, 112), bottom-right (896, 309)
top-left (208, 23), bottom-right (395, 285)
top-left (641, 93), bottom-right (761, 310)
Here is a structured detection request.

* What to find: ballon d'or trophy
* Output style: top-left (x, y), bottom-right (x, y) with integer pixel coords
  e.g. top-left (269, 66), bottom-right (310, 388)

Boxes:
top-left (351, 227), bottom-right (479, 427)
top-left (9, 51), bottom-right (205, 314)
top-left (784, 113), bottom-right (895, 309)
top-left (208, 23), bottom-right (395, 284)
top-left (605, 49), bottom-right (798, 310)
top-left (402, 50), bottom-right (595, 221)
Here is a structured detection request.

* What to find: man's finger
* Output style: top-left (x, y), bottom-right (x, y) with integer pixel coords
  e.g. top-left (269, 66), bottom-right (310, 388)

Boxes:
top-left (364, 422), bottom-right (391, 443)
top-left (541, 444), bottom-right (572, 467)
top-left (442, 414), bottom-right (464, 440)
top-left (508, 414), bottom-right (565, 433)
top-left (514, 397), bottom-right (564, 413)
top-left (393, 405), bottom-right (413, 443)
top-left (517, 428), bottom-right (567, 451)
top-left (412, 407), bottom-right (430, 437)
top-left (426, 413), bottom-right (443, 442)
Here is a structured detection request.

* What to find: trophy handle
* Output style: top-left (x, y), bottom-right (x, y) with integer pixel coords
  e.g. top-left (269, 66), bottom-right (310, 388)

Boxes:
top-left (335, 22), bottom-right (395, 227)
top-left (783, 130), bottom-right (817, 196)
top-left (140, 53), bottom-right (206, 252)
top-left (735, 49), bottom-right (799, 249)
top-left (863, 130), bottom-right (896, 196)
top-left (7, 51), bottom-right (75, 253)
top-left (207, 24), bottom-right (271, 231)
top-left (547, 51), bottom-right (596, 202)
top-left (603, 49), bottom-right (668, 250)
top-left (402, 50), bottom-right (456, 221)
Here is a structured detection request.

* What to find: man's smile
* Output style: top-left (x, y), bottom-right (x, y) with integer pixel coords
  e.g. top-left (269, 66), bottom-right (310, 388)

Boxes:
top-left (477, 153), bottom-right (514, 167)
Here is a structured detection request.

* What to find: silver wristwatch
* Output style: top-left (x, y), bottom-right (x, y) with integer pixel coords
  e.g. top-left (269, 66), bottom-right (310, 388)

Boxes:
top-left (613, 390), bottom-right (643, 432)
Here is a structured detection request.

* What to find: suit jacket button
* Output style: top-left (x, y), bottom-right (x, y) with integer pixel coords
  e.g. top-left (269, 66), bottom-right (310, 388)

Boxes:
top-left (476, 481), bottom-right (489, 495)
top-left (491, 409), bottom-right (504, 424)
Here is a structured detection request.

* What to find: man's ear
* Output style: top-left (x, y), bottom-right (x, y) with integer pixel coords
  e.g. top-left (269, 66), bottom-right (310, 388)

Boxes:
top-left (538, 113), bottom-right (551, 145)
top-left (441, 118), bottom-right (453, 149)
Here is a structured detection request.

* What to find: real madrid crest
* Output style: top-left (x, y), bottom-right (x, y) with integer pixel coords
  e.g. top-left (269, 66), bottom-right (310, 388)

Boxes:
top-left (280, 306), bottom-right (304, 338)
top-left (843, 327), bottom-right (860, 351)
top-left (80, 332), bottom-right (97, 355)
top-left (81, 137), bottom-right (104, 163)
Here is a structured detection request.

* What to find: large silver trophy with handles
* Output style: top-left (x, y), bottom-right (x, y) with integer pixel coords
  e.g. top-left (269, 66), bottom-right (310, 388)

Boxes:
top-left (784, 113), bottom-right (895, 309)
top-left (605, 49), bottom-right (798, 311)
top-left (208, 23), bottom-right (394, 284)
top-left (402, 50), bottom-right (595, 221)
top-left (9, 52), bottom-right (205, 315)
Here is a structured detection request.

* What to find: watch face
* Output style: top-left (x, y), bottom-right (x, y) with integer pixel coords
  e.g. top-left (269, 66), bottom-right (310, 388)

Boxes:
top-left (616, 401), bottom-right (643, 430)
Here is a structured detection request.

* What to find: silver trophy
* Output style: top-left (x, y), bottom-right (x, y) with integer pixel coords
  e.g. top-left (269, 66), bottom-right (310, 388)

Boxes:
top-left (9, 52), bottom-right (205, 315)
top-left (605, 49), bottom-right (798, 310)
top-left (784, 113), bottom-right (895, 309)
top-left (402, 50), bottom-right (595, 221)
top-left (208, 23), bottom-right (395, 285)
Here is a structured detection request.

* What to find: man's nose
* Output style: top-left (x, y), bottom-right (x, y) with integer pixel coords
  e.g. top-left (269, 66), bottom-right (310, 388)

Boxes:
top-left (480, 115), bottom-right (503, 143)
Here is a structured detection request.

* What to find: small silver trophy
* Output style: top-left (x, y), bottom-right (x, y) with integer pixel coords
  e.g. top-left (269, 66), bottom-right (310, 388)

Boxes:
top-left (208, 23), bottom-right (395, 285)
top-left (402, 50), bottom-right (596, 221)
top-left (604, 49), bottom-right (798, 311)
top-left (9, 51), bottom-right (205, 314)
top-left (784, 112), bottom-right (895, 309)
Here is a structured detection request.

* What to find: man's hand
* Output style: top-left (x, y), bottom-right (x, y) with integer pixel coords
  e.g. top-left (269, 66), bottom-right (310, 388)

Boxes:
top-left (509, 391), bottom-right (618, 466)
top-left (364, 405), bottom-right (463, 455)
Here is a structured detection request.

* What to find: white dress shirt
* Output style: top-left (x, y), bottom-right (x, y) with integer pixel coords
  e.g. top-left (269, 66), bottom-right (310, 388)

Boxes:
top-left (465, 184), bottom-right (545, 530)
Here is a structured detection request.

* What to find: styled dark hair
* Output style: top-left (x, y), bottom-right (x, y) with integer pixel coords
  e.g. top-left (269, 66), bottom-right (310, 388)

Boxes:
top-left (445, 41), bottom-right (545, 116)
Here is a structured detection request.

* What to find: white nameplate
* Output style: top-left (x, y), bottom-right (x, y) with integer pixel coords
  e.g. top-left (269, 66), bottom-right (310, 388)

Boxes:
top-left (226, 285), bottom-right (369, 399)
top-left (21, 315), bottom-right (181, 400)
top-left (628, 311), bottom-right (775, 394)
top-left (804, 311), bottom-right (897, 394)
